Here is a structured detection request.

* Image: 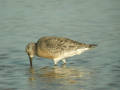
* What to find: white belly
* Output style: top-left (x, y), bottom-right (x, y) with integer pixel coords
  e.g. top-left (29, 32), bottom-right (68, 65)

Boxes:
top-left (54, 48), bottom-right (89, 60)
top-left (63, 48), bottom-right (89, 58)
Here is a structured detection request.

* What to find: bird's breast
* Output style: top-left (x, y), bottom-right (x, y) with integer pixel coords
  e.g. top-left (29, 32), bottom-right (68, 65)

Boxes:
top-left (36, 48), bottom-right (57, 59)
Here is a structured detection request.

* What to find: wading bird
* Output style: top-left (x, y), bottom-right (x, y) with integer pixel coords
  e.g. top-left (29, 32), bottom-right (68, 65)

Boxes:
top-left (26, 36), bottom-right (97, 67)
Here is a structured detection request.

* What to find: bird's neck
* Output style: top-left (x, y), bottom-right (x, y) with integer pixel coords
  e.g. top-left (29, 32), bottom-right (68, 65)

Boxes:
top-left (34, 43), bottom-right (37, 56)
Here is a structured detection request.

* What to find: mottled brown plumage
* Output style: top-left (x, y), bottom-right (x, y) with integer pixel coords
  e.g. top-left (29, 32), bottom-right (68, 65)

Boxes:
top-left (26, 36), bottom-right (97, 67)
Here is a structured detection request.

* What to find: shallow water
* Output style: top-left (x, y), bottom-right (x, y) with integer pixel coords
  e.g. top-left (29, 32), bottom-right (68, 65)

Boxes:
top-left (0, 0), bottom-right (120, 90)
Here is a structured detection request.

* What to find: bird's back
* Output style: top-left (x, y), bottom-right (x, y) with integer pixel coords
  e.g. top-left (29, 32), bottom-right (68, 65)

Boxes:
top-left (36, 36), bottom-right (92, 59)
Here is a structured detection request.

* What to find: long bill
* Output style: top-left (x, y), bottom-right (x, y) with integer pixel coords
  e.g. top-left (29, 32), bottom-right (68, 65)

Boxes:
top-left (29, 56), bottom-right (33, 67)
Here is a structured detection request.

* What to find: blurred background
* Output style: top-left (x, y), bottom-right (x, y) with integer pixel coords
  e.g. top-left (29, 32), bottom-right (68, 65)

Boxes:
top-left (0, 0), bottom-right (120, 90)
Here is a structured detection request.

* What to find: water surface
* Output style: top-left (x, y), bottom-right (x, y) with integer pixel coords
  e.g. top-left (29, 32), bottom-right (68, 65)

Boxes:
top-left (0, 0), bottom-right (120, 90)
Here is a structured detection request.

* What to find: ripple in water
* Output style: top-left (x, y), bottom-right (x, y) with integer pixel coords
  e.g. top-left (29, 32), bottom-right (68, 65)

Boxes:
top-left (28, 65), bottom-right (93, 86)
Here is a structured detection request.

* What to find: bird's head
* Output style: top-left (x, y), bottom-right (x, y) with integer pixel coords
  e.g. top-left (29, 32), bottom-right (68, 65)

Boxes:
top-left (25, 42), bottom-right (36, 67)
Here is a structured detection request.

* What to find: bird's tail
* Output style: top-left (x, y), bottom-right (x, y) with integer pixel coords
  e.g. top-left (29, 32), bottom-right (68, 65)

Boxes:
top-left (88, 44), bottom-right (97, 48)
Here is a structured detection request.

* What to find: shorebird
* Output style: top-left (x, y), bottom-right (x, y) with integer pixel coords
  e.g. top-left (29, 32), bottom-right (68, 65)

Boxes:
top-left (26, 36), bottom-right (97, 67)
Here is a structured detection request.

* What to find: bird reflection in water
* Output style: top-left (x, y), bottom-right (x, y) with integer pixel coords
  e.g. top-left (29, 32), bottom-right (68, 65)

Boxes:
top-left (28, 65), bottom-right (92, 85)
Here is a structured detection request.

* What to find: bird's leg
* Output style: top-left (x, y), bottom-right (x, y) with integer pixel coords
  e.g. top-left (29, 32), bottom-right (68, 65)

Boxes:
top-left (53, 59), bottom-right (59, 65)
top-left (62, 59), bottom-right (66, 64)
